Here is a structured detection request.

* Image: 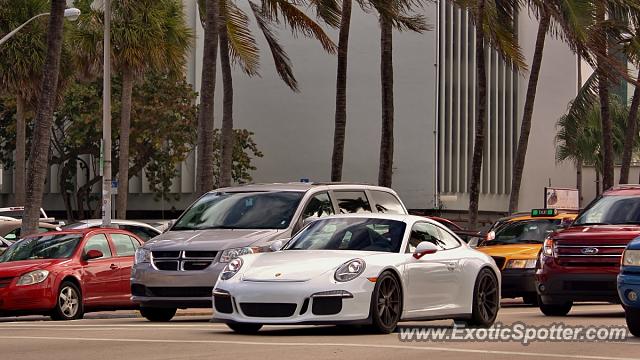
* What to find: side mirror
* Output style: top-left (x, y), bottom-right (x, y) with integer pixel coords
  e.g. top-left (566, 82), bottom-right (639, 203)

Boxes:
top-left (559, 217), bottom-right (574, 229)
top-left (467, 238), bottom-right (479, 248)
top-left (84, 249), bottom-right (103, 260)
top-left (269, 240), bottom-right (285, 252)
top-left (413, 242), bottom-right (439, 259)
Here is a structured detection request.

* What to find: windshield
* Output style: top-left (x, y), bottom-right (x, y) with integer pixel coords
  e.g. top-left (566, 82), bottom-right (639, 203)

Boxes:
top-left (172, 191), bottom-right (304, 231)
top-left (574, 195), bottom-right (640, 226)
top-left (0, 233), bottom-right (82, 262)
top-left (481, 219), bottom-right (562, 246)
top-left (284, 218), bottom-right (406, 253)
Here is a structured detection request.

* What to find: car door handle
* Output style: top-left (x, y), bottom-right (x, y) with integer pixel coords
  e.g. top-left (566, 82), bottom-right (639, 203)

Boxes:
top-left (445, 261), bottom-right (458, 271)
top-left (110, 264), bottom-right (119, 270)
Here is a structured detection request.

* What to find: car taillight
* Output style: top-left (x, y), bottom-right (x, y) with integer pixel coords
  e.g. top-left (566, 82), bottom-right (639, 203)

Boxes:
top-left (543, 238), bottom-right (555, 257)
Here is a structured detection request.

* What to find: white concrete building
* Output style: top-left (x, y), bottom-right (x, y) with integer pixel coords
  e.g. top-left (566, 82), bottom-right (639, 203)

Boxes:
top-left (2, 1), bottom-right (635, 220)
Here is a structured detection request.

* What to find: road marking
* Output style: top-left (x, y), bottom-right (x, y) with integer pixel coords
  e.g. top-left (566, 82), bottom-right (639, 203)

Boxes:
top-left (0, 335), bottom-right (637, 360)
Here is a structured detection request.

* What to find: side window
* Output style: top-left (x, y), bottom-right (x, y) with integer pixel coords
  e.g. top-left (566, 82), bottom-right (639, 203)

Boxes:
top-left (111, 233), bottom-right (136, 256)
top-left (407, 222), bottom-right (445, 253)
top-left (334, 191), bottom-right (372, 214)
top-left (83, 234), bottom-right (112, 259)
top-left (436, 226), bottom-right (461, 250)
top-left (129, 235), bottom-right (142, 249)
top-left (369, 190), bottom-right (405, 214)
top-left (301, 192), bottom-right (335, 221)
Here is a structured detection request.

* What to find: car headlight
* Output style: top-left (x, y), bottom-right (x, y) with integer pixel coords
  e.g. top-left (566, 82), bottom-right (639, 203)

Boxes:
top-left (220, 258), bottom-right (243, 280)
top-left (505, 259), bottom-right (537, 269)
top-left (16, 270), bottom-right (50, 286)
top-left (135, 248), bottom-right (151, 264)
top-left (623, 250), bottom-right (640, 266)
top-left (334, 258), bottom-right (366, 282)
top-left (220, 247), bottom-right (255, 263)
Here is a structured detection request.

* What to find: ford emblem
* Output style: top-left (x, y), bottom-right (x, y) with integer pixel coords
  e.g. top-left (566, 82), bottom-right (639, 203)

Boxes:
top-left (581, 247), bottom-right (599, 255)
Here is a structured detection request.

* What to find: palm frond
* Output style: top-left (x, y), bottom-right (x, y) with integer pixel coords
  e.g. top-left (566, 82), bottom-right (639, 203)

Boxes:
top-left (306, 0), bottom-right (342, 28)
top-left (249, 1), bottom-right (298, 91)
top-left (223, 1), bottom-right (261, 76)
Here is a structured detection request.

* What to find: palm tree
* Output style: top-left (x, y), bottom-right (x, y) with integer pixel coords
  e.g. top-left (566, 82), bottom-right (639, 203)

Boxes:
top-left (71, 0), bottom-right (193, 218)
top-left (620, 70), bottom-right (640, 184)
top-left (0, 0), bottom-right (49, 206)
top-left (508, 0), bottom-right (592, 213)
top-left (200, 0), bottom-right (338, 187)
top-left (197, 0), bottom-right (220, 195)
top-left (21, 0), bottom-right (66, 236)
top-left (449, 0), bottom-right (525, 229)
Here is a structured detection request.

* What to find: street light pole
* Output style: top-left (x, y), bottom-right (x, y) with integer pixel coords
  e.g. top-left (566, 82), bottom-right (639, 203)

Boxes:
top-left (0, 8), bottom-right (81, 47)
top-left (101, 0), bottom-right (112, 227)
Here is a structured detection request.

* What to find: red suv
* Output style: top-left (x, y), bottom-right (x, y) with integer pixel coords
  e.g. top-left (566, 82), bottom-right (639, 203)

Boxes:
top-left (0, 228), bottom-right (143, 320)
top-left (536, 185), bottom-right (640, 316)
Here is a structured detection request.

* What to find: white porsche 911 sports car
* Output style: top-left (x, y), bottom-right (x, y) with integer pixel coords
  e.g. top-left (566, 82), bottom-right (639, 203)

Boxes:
top-left (212, 214), bottom-right (501, 334)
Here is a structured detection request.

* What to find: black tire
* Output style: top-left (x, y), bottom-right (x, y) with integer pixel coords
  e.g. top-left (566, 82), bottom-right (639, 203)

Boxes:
top-left (466, 268), bottom-right (499, 327)
top-left (523, 294), bottom-right (539, 306)
top-left (539, 301), bottom-right (573, 316)
top-left (140, 307), bottom-right (177, 322)
top-left (368, 272), bottom-right (402, 334)
top-left (227, 323), bottom-right (263, 334)
top-left (51, 281), bottom-right (84, 321)
top-left (625, 307), bottom-right (640, 337)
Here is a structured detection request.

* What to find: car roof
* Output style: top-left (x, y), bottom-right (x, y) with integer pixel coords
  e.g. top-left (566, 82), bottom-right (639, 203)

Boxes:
top-left (319, 213), bottom-right (442, 225)
top-left (27, 227), bottom-right (142, 238)
top-left (212, 182), bottom-right (400, 194)
top-left (70, 219), bottom-right (158, 229)
top-left (603, 184), bottom-right (640, 196)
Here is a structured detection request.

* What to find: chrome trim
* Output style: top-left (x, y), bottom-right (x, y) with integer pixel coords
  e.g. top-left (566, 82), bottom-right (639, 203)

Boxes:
top-left (556, 245), bottom-right (627, 248)
top-left (557, 254), bottom-right (622, 257)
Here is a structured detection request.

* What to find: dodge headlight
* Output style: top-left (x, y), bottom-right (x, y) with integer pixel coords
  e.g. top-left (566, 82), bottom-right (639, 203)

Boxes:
top-left (505, 259), bottom-right (537, 269)
top-left (220, 258), bottom-right (243, 280)
top-left (220, 247), bottom-right (254, 263)
top-left (16, 270), bottom-right (50, 286)
top-left (135, 248), bottom-right (151, 264)
top-left (335, 258), bottom-right (366, 282)
top-left (623, 250), bottom-right (640, 266)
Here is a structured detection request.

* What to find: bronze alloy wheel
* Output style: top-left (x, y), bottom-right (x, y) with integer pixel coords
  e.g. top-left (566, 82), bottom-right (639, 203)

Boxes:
top-left (370, 272), bottom-right (402, 333)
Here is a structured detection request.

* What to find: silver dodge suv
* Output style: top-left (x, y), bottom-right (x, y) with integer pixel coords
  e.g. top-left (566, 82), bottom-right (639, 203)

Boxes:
top-left (131, 182), bottom-right (407, 321)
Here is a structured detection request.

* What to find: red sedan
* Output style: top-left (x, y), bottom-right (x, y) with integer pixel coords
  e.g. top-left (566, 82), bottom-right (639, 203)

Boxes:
top-left (0, 228), bottom-right (143, 320)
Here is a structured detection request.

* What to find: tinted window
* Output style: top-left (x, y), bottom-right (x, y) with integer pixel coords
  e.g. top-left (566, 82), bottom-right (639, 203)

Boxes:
top-left (407, 222), bottom-right (444, 252)
top-left (111, 234), bottom-right (137, 256)
top-left (173, 191), bottom-right (304, 230)
top-left (370, 190), bottom-right (405, 214)
top-left (574, 195), bottom-right (640, 225)
top-left (285, 218), bottom-right (406, 253)
top-left (120, 225), bottom-right (158, 241)
top-left (334, 191), bottom-right (372, 214)
top-left (301, 192), bottom-right (335, 221)
top-left (83, 234), bottom-right (112, 259)
top-left (0, 234), bottom-right (82, 262)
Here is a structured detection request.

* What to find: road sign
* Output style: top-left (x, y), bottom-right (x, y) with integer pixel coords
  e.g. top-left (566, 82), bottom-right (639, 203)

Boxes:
top-left (111, 180), bottom-right (118, 195)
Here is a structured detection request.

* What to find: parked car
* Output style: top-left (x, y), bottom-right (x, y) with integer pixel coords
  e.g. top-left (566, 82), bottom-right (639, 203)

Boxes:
top-left (537, 185), bottom-right (640, 316)
top-left (0, 206), bottom-right (56, 223)
top-left (619, 238), bottom-right (640, 336)
top-left (0, 236), bottom-right (11, 255)
top-left (212, 214), bottom-right (501, 334)
top-left (477, 209), bottom-right (577, 305)
top-left (426, 216), bottom-right (481, 242)
top-left (132, 182), bottom-right (408, 322)
top-left (0, 220), bottom-right (61, 241)
top-left (0, 228), bottom-right (144, 320)
top-left (63, 219), bottom-right (161, 242)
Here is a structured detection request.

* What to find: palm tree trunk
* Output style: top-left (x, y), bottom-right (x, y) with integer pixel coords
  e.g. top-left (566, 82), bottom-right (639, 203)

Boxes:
top-left (576, 159), bottom-right (583, 208)
top-left (596, 3), bottom-right (614, 191)
top-left (378, 15), bottom-right (394, 187)
top-left (196, 0), bottom-right (219, 195)
top-left (116, 67), bottom-right (134, 219)
top-left (218, 14), bottom-right (234, 188)
top-left (508, 11), bottom-right (550, 214)
top-left (14, 95), bottom-right (26, 205)
top-left (331, 0), bottom-right (352, 182)
top-left (619, 71), bottom-right (640, 184)
top-left (21, 0), bottom-right (66, 236)
top-left (468, 0), bottom-right (487, 230)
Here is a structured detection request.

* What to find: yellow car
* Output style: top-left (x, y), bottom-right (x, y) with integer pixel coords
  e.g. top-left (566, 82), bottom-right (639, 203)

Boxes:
top-left (477, 209), bottom-right (577, 305)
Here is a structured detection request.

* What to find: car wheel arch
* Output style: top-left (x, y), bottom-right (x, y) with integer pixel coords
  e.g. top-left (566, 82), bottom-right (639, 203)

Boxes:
top-left (59, 275), bottom-right (83, 299)
top-left (376, 268), bottom-right (405, 306)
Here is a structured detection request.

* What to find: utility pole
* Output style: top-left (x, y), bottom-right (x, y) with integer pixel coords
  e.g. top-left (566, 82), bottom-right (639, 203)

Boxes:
top-left (101, 0), bottom-right (112, 227)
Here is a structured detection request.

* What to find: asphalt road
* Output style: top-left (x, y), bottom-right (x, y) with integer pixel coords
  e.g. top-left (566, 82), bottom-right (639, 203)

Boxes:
top-left (0, 303), bottom-right (637, 360)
